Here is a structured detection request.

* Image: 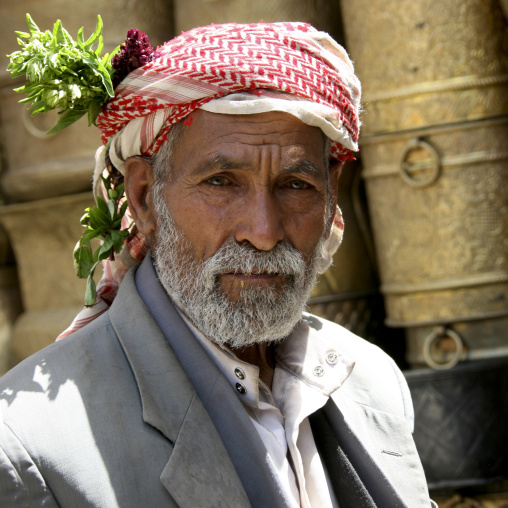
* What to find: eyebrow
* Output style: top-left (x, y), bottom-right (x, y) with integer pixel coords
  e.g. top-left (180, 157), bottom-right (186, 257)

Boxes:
top-left (192, 154), bottom-right (323, 177)
top-left (280, 159), bottom-right (322, 176)
top-left (191, 154), bottom-right (251, 176)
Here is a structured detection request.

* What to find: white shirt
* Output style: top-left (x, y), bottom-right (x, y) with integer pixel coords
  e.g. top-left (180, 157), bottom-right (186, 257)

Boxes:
top-left (177, 310), bottom-right (355, 508)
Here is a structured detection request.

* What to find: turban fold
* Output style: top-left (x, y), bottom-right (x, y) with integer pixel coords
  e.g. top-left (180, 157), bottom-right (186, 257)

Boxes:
top-left (59, 21), bottom-right (360, 339)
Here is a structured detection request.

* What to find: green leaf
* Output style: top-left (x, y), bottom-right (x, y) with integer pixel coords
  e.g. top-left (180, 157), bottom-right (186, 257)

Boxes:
top-left (115, 182), bottom-right (125, 196)
top-left (29, 102), bottom-right (47, 114)
top-left (98, 236), bottom-right (114, 256)
top-left (26, 13), bottom-right (40, 34)
top-left (59, 64), bottom-right (78, 76)
top-left (77, 27), bottom-right (84, 47)
top-left (96, 196), bottom-right (109, 215)
top-left (110, 229), bottom-right (125, 252)
top-left (87, 228), bottom-right (108, 242)
top-left (96, 61), bottom-right (114, 97)
top-left (82, 56), bottom-right (99, 78)
top-left (119, 200), bottom-right (129, 218)
top-left (83, 15), bottom-right (103, 51)
top-left (10, 69), bottom-right (26, 79)
top-left (87, 99), bottom-right (103, 126)
top-left (61, 25), bottom-right (74, 46)
top-left (53, 19), bottom-right (65, 46)
top-left (107, 44), bottom-right (121, 63)
top-left (107, 199), bottom-right (115, 219)
top-left (100, 52), bottom-right (110, 66)
top-left (95, 35), bottom-right (104, 57)
top-left (28, 99), bottom-right (46, 110)
top-left (80, 211), bottom-right (90, 225)
top-left (89, 199), bottom-right (114, 228)
top-left (84, 275), bottom-right (97, 306)
top-left (47, 108), bottom-right (86, 134)
top-left (73, 241), bottom-right (94, 278)
top-left (88, 209), bottom-right (111, 229)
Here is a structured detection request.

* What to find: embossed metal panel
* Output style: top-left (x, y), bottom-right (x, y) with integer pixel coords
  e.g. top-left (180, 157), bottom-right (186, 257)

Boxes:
top-left (405, 359), bottom-right (508, 490)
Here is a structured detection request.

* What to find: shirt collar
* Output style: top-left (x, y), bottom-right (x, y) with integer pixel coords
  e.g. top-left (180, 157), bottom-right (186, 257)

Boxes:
top-left (175, 308), bottom-right (263, 407)
top-left (175, 304), bottom-right (354, 405)
top-left (274, 315), bottom-right (355, 397)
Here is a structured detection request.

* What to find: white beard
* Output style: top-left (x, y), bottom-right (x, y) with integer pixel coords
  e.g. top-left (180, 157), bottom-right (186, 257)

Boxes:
top-left (152, 197), bottom-right (326, 349)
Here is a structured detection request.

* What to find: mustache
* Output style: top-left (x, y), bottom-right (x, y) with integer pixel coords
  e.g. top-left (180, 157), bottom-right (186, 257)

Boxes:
top-left (202, 240), bottom-right (307, 279)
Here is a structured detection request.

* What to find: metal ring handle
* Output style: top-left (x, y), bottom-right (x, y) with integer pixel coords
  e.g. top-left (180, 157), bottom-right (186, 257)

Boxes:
top-left (22, 107), bottom-right (56, 140)
top-left (399, 137), bottom-right (441, 188)
top-left (422, 326), bottom-right (465, 370)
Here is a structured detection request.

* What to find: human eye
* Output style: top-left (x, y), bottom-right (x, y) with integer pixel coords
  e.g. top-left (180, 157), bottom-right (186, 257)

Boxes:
top-left (285, 179), bottom-right (312, 190)
top-left (205, 175), bottom-right (230, 186)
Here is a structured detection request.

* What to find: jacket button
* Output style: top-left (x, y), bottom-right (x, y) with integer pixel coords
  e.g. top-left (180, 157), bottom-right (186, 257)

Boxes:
top-left (236, 383), bottom-right (247, 395)
top-left (234, 367), bottom-right (246, 380)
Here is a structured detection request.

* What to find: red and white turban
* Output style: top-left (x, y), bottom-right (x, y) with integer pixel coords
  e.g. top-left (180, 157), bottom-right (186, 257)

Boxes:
top-left (59, 22), bottom-right (361, 339)
top-left (95, 21), bottom-right (361, 177)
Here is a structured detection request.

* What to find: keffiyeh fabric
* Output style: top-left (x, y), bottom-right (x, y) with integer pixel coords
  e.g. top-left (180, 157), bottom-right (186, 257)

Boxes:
top-left (58, 21), bottom-right (361, 339)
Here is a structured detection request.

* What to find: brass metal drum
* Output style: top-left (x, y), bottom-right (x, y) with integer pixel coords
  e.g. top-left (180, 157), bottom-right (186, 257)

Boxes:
top-left (361, 117), bottom-right (508, 327)
top-left (0, 193), bottom-right (101, 362)
top-left (340, 0), bottom-right (508, 135)
top-left (173, 0), bottom-right (344, 42)
top-left (341, 0), bottom-right (508, 360)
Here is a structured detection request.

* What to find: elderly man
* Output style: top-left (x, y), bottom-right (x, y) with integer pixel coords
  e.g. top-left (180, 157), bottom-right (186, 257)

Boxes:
top-left (0, 22), bottom-right (434, 507)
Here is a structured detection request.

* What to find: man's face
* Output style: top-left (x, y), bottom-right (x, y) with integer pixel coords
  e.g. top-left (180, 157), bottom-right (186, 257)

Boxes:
top-left (150, 110), bottom-right (339, 346)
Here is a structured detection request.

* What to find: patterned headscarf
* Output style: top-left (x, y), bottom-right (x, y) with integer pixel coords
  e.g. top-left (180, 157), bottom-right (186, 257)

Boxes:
top-left (58, 21), bottom-right (361, 339)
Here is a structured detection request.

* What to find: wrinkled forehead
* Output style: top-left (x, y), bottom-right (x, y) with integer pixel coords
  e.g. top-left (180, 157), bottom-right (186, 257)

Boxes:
top-left (170, 109), bottom-right (329, 174)
top-left (170, 110), bottom-right (329, 167)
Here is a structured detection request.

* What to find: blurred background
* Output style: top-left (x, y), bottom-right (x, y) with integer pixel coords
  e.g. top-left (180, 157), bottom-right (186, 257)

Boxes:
top-left (0, 1), bottom-right (507, 506)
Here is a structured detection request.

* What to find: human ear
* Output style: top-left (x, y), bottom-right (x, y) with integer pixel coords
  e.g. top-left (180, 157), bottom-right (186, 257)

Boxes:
top-left (124, 157), bottom-right (157, 237)
top-left (324, 161), bottom-right (343, 238)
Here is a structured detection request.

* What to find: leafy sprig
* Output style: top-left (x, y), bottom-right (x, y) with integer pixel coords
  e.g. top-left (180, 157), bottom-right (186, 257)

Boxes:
top-left (7, 15), bottom-right (159, 306)
top-left (74, 166), bottom-right (130, 306)
top-left (7, 14), bottom-right (119, 133)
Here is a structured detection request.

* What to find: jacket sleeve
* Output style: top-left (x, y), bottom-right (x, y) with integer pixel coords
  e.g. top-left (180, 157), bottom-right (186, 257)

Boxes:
top-left (0, 418), bottom-right (59, 507)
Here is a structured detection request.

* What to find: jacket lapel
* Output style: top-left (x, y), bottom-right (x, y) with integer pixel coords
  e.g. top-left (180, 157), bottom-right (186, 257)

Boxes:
top-left (109, 266), bottom-right (250, 508)
top-left (134, 256), bottom-right (292, 508)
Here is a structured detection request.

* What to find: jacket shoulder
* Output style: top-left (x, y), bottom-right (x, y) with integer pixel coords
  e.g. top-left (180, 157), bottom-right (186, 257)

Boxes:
top-left (0, 311), bottom-right (117, 393)
top-left (303, 313), bottom-right (414, 428)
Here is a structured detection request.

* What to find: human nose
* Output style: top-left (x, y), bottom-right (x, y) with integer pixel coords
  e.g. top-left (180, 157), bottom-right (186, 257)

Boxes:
top-left (234, 188), bottom-right (284, 251)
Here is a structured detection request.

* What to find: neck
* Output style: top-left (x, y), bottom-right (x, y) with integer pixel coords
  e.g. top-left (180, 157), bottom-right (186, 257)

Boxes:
top-left (234, 342), bottom-right (276, 389)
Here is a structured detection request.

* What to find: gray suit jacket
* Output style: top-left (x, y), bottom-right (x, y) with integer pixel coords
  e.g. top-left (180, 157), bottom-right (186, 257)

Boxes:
top-left (0, 261), bottom-right (434, 507)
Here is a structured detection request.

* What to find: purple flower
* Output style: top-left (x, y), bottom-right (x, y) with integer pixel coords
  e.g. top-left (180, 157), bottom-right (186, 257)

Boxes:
top-left (111, 29), bottom-right (160, 89)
